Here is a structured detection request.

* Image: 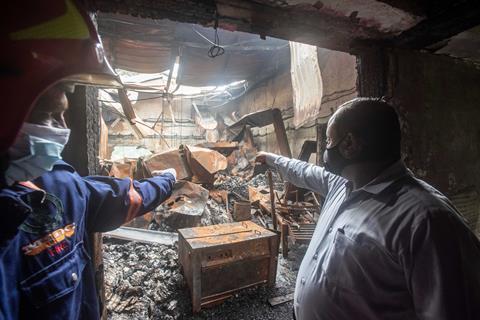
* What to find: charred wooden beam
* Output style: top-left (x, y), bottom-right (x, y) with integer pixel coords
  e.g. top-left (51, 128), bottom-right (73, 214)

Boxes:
top-left (64, 86), bottom-right (100, 176)
top-left (268, 292), bottom-right (294, 307)
top-left (298, 140), bottom-right (317, 162)
top-left (89, 0), bottom-right (216, 26)
top-left (271, 109), bottom-right (292, 158)
top-left (267, 170), bottom-right (278, 231)
top-left (90, 0), bottom-right (385, 53)
top-left (374, 0), bottom-right (426, 16)
top-left (392, 0), bottom-right (480, 49)
top-left (374, 0), bottom-right (465, 18)
top-left (356, 47), bottom-right (388, 97)
top-left (215, 0), bottom-right (385, 52)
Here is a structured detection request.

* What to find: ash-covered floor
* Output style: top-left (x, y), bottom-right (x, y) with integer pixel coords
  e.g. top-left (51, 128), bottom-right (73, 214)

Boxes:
top-left (103, 168), bottom-right (312, 320)
top-left (104, 240), bottom-right (306, 320)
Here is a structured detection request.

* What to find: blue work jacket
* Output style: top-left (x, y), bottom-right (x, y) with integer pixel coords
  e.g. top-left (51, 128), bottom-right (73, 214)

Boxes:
top-left (0, 161), bottom-right (175, 319)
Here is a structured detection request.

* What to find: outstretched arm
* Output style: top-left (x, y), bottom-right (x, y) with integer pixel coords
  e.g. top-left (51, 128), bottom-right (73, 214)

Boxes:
top-left (256, 152), bottom-right (340, 197)
top-left (83, 171), bottom-right (176, 232)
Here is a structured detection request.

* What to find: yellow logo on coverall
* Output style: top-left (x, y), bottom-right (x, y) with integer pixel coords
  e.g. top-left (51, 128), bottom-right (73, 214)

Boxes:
top-left (22, 224), bottom-right (76, 256)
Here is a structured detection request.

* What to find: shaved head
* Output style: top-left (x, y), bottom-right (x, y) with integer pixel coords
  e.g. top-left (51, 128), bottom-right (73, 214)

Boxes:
top-left (329, 98), bottom-right (401, 162)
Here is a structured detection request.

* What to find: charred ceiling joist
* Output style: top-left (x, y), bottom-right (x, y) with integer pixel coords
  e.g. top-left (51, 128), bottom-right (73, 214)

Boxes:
top-left (391, 0), bottom-right (480, 49)
top-left (90, 0), bottom-right (217, 25)
top-left (90, 0), bottom-right (417, 53)
top-left (91, 0), bottom-right (480, 60)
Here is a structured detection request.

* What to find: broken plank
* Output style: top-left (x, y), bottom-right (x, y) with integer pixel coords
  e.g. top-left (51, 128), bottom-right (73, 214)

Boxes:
top-left (268, 292), bottom-right (294, 306)
top-left (232, 190), bottom-right (249, 202)
top-left (104, 227), bottom-right (178, 246)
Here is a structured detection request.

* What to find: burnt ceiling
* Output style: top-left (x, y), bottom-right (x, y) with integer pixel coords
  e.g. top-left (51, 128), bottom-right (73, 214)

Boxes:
top-left (430, 25), bottom-right (480, 64)
top-left (90, 0), bottom-right (480, 65)
top-left (98, 13), bottom-right (290, 85)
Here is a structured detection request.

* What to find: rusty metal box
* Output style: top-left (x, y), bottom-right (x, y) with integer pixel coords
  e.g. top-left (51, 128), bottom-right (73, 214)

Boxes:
top-left (178, 221), bottom-right (279, 312)
top-left (233, 201), bottom-right (252, 221)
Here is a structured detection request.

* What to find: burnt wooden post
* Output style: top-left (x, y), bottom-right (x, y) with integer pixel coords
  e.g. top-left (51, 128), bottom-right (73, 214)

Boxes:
top-left (271, 108), bottom-right (292, 158)
top-left (355, 46), bottom-right (388, 98)
top-left (267, 170), bottom-right (277, 231)
top-left (281, 222), bottom-right (289, 258)
top-left (63, 86), bottom-right (101, 175)
top-left (63, 86), bottom-right (106, 319)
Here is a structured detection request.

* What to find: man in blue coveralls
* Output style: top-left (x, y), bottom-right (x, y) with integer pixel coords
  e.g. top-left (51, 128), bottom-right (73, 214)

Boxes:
top-left (257, 98), bottom-right (480, 320)
top-left (1, 1), bottom-right (175, 319)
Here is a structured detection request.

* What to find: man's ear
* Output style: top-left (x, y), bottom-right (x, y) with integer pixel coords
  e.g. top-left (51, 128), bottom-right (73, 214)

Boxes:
top-left (339, 132), bottom-right (363, 160)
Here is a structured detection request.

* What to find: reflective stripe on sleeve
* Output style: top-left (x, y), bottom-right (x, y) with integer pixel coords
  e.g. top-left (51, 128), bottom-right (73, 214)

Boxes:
top-left (125, 179), bottom-right (143, 223)
top-left (18, 181), bottom-right (43, 191)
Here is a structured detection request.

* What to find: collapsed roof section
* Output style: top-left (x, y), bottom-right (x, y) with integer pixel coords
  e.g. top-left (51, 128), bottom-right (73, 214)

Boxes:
top-left (98, 13), bottom-right (290, 87)
top-left (93, 0), bottom-right (480, 66)
top-left (97, 13), bottom-right (294, 141)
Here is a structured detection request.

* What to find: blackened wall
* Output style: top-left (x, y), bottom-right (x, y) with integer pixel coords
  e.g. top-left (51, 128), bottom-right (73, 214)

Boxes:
top-left (360, 49), bottom-right (480, 234)
top-left (387, 49), bottom-right (480, 195)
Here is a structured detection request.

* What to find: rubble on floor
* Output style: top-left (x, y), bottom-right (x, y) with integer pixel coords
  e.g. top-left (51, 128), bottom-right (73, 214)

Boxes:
top-left (123, 140), bottom-right (263, 231)
top-left (187, 145), bottom-right (228, 184)
top-left (214, 174), bottom-right (249, 200)
top-left (143, 144), bottom-right (229, 184)
top-left (250, 171), bottom-right (283, 190)
top-left (103, 139), bottom-right (317, 319)
top-left (104, 239), bottom-right (306, 320)
top-left (144, 147), bottom-right (192, 181)
top-left (154, 181), bottom-right (210, 230)
top-left (200, 199), bottom-right (233, 226)
top-left (151, 198), bottom-right (233, 232)
top-left (104, 241), bottom-right (182, 320)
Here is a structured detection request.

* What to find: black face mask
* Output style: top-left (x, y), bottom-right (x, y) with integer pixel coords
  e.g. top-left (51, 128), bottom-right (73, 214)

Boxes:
top-left (323, 137), bottom-right (351, 175)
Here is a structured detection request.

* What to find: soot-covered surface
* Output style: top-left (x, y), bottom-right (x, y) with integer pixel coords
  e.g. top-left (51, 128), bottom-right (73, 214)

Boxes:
top-left (104, 240), bottom-right (305, 320)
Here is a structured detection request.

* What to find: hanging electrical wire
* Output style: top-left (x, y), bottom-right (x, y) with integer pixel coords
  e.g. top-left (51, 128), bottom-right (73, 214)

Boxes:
top-left (208, 12), bottom-right (225, 58)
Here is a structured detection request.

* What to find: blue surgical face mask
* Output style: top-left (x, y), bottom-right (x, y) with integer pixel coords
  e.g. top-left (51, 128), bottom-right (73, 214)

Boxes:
top-left (5, 123), bottom-right (70, 185)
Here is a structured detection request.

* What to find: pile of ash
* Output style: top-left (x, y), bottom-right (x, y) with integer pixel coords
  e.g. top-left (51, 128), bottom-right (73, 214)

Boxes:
top-left (200, 199), bottom-right (233, 226)
top-left (149, 199), bottom-right (233, 232)
top-left (214, 174), bottom-right (249, 200)
top-left (104, 240), bottom-right (183, 320)
top-left (249, 172), bottom-right (284, 191)
top-left (104, 239), bottom-right (307, 320)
